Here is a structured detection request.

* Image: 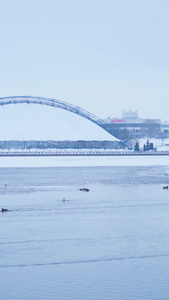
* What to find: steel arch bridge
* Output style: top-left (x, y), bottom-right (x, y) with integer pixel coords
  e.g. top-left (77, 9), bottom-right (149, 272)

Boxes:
top-left (0, 95), bottom-right (116, 138)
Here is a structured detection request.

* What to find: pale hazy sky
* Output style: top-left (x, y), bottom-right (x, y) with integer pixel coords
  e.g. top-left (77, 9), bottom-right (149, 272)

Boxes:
top-left (0, 0), bottom-right (169, 139)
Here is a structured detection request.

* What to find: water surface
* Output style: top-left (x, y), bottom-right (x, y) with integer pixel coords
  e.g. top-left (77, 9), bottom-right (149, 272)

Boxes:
top-left (1, 166), bottom-right (169, 299)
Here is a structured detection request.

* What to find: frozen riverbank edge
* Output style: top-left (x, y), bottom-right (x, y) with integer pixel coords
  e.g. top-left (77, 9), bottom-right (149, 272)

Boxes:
top-left (0, 155), bottom-right (169, 168)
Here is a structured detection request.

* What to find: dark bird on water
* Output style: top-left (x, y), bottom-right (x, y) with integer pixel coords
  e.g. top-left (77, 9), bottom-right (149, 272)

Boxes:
top-left (163, 186), bottom-right (168, 189)
top-left (1, 208), bottom-right (8, 212)
top-left (79, 188), bottom-right (89, 192)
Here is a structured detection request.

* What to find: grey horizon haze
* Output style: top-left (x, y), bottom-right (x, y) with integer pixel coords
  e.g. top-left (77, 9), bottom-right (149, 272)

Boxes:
top-left (0, 0), bottom-right (169, 140)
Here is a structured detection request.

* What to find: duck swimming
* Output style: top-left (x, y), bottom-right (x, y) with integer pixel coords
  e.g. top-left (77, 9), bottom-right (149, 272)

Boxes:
top-left (1, 208), bottom-right (8, 212)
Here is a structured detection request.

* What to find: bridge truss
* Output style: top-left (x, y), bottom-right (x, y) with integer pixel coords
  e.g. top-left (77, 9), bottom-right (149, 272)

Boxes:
top-left (0, 95), bottom-right (114, 136)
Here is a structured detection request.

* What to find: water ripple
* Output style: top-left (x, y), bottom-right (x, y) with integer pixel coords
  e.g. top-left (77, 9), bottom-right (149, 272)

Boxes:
top-left (1, 253), bottom-right (169, 268)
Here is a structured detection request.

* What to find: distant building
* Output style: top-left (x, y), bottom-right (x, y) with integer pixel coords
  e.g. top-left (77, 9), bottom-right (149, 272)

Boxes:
top-left (104, 110), bottom-right (162, 140)
top-left (161, 121), bottom-right (169, 137)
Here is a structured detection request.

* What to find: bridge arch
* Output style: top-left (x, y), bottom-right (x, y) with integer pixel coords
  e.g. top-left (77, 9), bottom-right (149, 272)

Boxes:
top-left (0, 95), bottom-right (116, 138)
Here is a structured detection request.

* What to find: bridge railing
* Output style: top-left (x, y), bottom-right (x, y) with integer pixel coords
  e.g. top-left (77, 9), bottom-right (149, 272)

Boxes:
top-left (0, 148), bottom-right (169, 156)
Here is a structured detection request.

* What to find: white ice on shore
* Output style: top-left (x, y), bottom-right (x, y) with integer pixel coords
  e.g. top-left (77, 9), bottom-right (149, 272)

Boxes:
top-left (0, 155), bottom-right (169, 168)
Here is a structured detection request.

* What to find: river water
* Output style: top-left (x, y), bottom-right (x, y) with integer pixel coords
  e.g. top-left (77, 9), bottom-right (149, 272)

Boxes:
top-left (1, 164), bottom-right (169, 299)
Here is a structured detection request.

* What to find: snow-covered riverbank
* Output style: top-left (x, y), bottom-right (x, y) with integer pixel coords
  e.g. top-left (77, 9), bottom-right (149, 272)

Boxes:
top-left (132, 137), bottom-right (169, 151)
